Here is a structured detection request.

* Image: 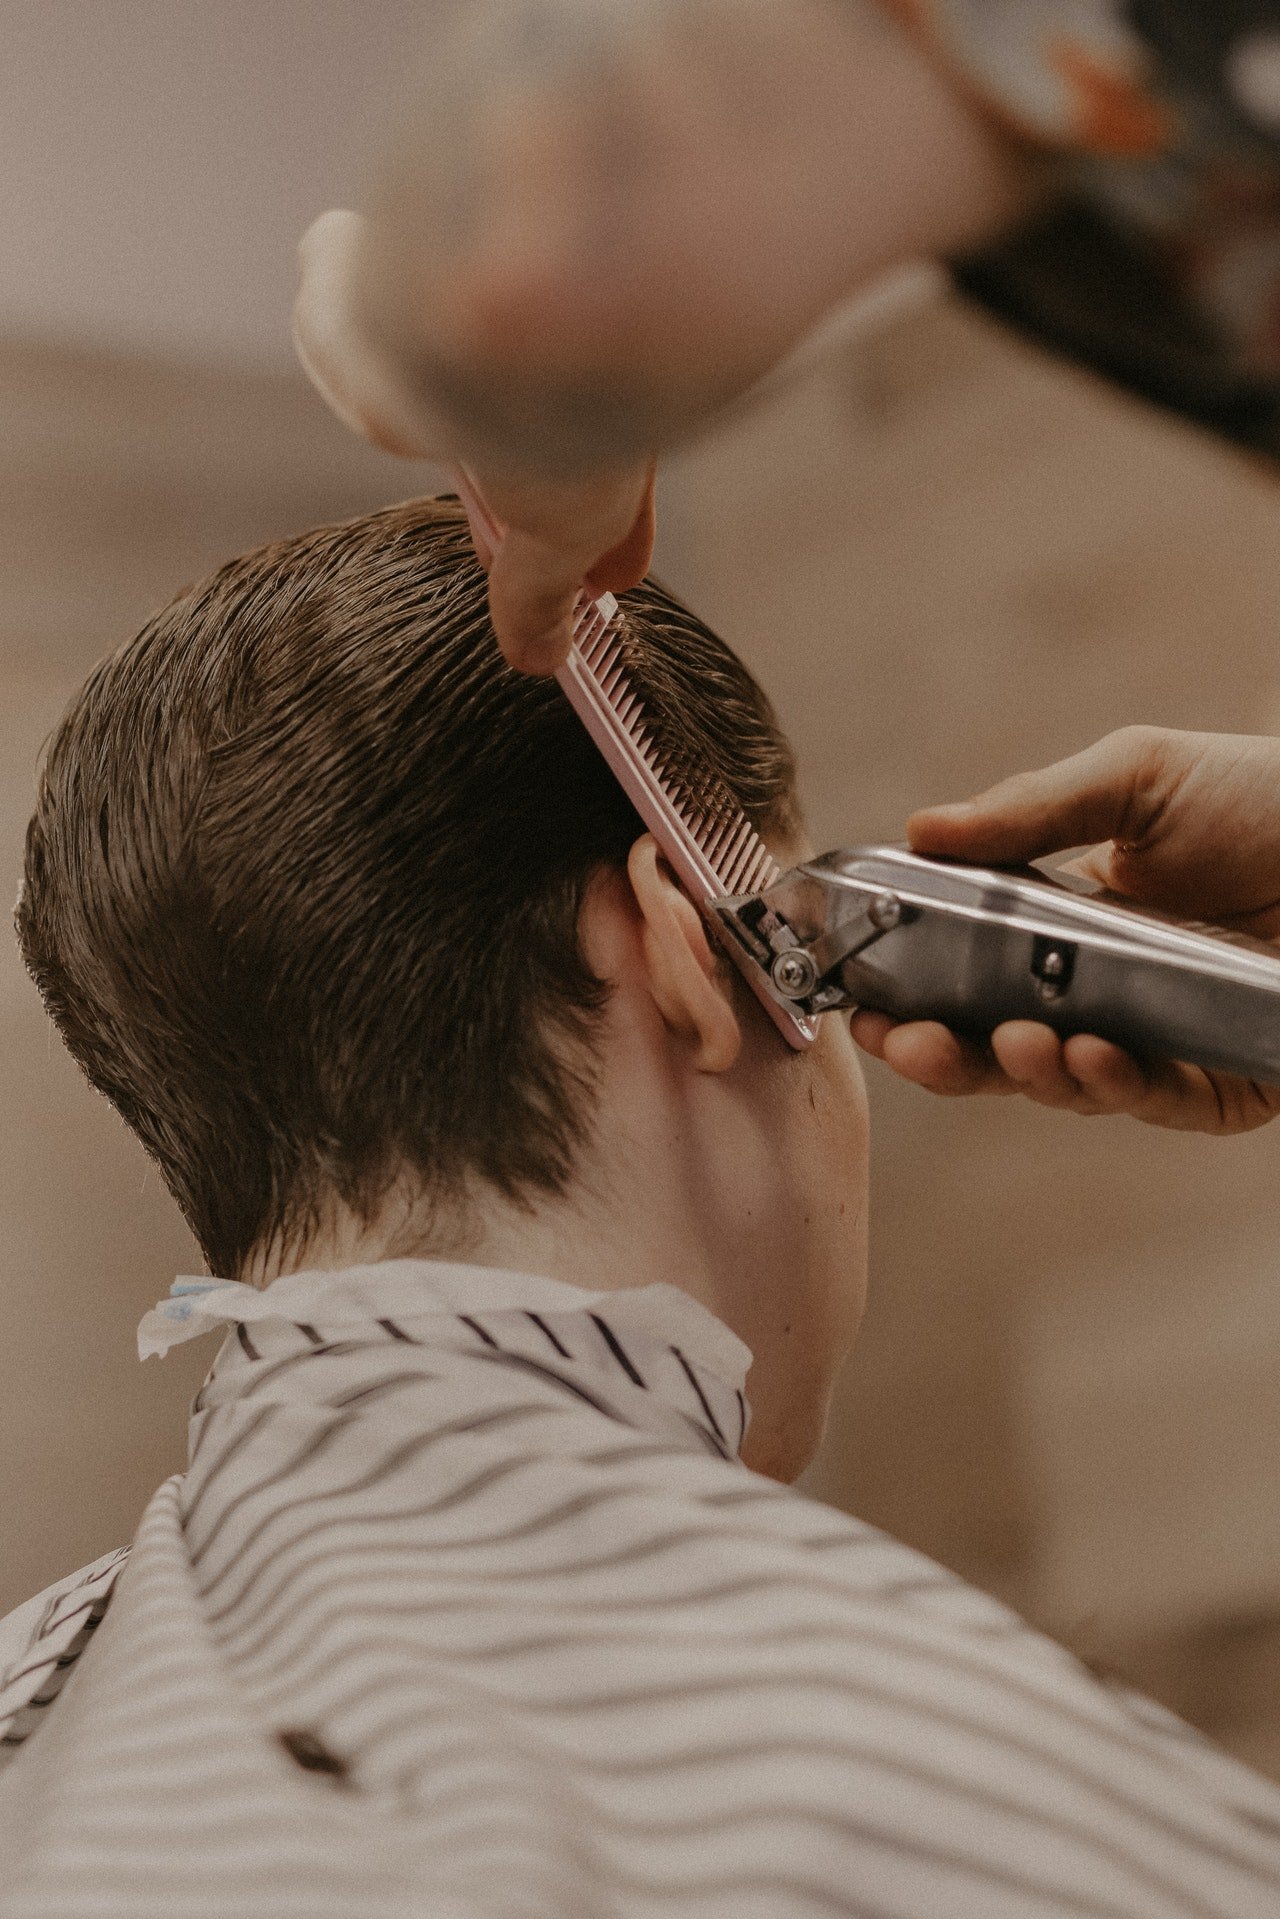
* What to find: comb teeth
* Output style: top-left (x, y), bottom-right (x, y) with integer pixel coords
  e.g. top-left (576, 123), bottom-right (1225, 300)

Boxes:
top-left (556, 590), bottom-right (812, 1050)
top-left (563, 592), bottom-right (780, 905)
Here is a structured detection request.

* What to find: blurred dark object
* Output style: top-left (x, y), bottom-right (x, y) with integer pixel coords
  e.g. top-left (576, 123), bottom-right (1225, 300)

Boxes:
top-left (1128, 0), bottom-right (1280, 149)
top-left (958, 196), bottom-right (1280, 459)
top-left (913, 0), bottom-right (1280, 459)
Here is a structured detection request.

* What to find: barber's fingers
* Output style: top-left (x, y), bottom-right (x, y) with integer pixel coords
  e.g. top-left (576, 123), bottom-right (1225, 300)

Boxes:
top-left (983, 1024), bottom-right (1223, 1126)
top-left (481, 466), bottom-right (657, 673)
top-left (486, 536), bottom-right (587, 674)
top-left (853, 1012), bottom-right (1280, 1133)
top-left (906, 726), bottom-right (1181, 868)
top-left (850, 1014), bottom-right (1015, 1097)
top-left (1054, 1033), bottom-right (1280, 1132)
top-left (585, 469), bottom-right (657, 596)
top-left (988, 1023), bottom-right (1162, 1117)
top-left (851, 1013), bottom-right (1109, 1109)
top-left (294, 210), bottom-right (446, 458)
top-left (853, 1013), bottom-right (1158, 1119)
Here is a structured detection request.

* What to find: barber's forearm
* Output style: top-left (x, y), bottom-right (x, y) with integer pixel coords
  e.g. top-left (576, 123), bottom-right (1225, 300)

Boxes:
top-left (352, 0), bottom-right (1033, 480)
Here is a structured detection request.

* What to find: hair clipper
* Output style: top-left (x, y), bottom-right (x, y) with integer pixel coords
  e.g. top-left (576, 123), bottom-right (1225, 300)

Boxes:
top-left (714, 846), bottom-right (1280, 1084)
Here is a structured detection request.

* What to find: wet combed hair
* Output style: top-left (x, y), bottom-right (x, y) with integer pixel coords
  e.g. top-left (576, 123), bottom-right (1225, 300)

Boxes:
top-left (16, 497), bottom-right (797, 1278)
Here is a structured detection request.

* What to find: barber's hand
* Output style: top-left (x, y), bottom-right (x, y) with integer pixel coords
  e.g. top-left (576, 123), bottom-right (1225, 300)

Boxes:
top-left (294, 4), bottom-right (1025, 670)
top-left (851, 727), bottom-right (1280, 1134)
top-left (294, 209), bottom-right (655, 671)
top-left (456, 462), bottom-right (657, 673)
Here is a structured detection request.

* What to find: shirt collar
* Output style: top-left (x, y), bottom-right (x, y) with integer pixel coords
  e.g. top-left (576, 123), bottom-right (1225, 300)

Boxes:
top-left (138, 1258), bottom-right (753, 1457)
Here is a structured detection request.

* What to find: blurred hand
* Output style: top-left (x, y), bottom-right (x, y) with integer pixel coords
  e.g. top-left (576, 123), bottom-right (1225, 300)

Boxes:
top-left (294, 3), bottom-right (1025, 671)
top-left (294, 208), bottom-right (654, 670)
top-left (851, 727), bottom-right (1280, 1134)
top-left (294, 209), bottom-right (444, 459)
top-left (462, 462), bottom-right (657, 673)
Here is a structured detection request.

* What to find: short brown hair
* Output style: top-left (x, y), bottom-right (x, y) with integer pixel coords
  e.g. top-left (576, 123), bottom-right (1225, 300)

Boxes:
top-left (17, 498), bottom-right (796, 1277)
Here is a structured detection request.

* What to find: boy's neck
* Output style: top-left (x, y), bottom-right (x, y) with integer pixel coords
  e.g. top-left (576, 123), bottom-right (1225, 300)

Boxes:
top-left (245, 1177), bottom-right (824, 1485)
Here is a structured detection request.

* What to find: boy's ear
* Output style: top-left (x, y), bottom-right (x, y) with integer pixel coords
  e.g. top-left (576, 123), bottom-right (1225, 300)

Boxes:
top-left (626, 836), bottom-right (741, 1073)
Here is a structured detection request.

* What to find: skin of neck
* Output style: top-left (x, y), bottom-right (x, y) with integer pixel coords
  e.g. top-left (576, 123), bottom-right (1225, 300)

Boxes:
top-left (249, 837), bottom-right (870, 1483)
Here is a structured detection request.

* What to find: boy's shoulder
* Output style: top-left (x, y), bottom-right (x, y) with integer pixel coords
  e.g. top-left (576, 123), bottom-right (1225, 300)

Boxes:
top-left (0, 1545), bottom-right (130, 1764)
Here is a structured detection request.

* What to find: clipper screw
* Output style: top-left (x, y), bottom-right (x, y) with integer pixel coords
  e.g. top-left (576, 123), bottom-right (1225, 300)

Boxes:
top-left (1031, 938), bottom-right (1075, 1001)
top-left (771, 949), bottom-right (819, 1000)
top-left (772, 890), bottom-right (906, 1000)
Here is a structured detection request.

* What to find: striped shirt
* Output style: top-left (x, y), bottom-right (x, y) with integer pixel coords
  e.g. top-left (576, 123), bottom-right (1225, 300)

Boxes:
top-left (1, 1258), bottom-right (1279, 1916)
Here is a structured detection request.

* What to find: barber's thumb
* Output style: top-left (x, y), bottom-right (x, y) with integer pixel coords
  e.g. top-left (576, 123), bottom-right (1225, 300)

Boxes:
top-left (907, 733), bottom-right (1157, 866)
top-left (487, 547), bottom-right (579, 673)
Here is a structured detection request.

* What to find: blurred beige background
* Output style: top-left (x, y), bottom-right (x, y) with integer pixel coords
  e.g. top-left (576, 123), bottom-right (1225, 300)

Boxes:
top-left (3, 0), bottom-right (1280, 1783)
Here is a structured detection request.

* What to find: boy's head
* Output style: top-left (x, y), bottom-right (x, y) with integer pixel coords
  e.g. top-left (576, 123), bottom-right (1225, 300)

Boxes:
top-left (18, 497), bottom-right (867, 1474)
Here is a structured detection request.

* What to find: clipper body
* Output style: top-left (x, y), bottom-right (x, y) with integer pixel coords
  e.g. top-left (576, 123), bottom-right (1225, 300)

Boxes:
top-left (715, 846), bottom-right (1280, 1085)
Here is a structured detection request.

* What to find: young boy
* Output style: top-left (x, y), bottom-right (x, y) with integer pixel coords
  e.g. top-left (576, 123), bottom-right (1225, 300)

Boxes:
top-left (1, 496), bottom-right (1277, 1916)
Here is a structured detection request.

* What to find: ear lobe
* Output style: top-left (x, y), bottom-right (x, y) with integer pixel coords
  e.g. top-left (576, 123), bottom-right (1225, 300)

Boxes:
top-left (627, 836), bottom-right (741, 1073)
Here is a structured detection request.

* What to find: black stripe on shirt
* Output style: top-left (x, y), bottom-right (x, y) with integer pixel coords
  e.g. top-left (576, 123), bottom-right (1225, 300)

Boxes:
top-left (377, 1318), bottom-right (418, 1344)
top-left (457, 1314), bottom-right (500, 1350)
top-left (467, 1344), bottom-right (625, 1425)
top-left (590, 1314), bottom-right (646, 1388)
top-left (670, 1345), bottom-right (726, 1446)
top-left (524, 1311), bottom-right (572, 1359)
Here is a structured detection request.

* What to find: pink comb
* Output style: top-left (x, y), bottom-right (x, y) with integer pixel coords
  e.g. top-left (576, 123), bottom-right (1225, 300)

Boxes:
top-left (452, 469), bottom-right (813, 1049)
